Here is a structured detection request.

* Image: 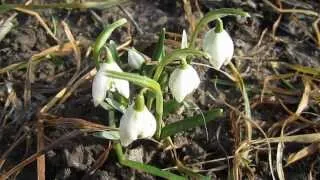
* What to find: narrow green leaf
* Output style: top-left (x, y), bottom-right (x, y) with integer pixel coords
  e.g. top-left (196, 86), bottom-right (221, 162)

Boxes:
top-left (285, 63), bottom-right (320, 76)
top-left (104, 70), bottom-right (161, 93)
top-left (163, 100), bottom-right (182, 117)
top-left (93, 131), bottom-right (120, 140)
top-left (109, 40), bottom-right (120, 61)
top-left (0, 1), bottom-right (127, 13)
top-left (160, 109), bottom-right (224, 139)
top-left (152, 28), bottom-right (166, 62)
top-left (122, 160), bottom-right (186, 180)
top-left (93, 18), bottom-right (127, 68)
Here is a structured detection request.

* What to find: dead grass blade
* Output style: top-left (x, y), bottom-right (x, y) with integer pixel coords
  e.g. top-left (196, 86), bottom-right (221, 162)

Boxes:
top-left (312, 18), bottom-right (320, 47)
top-left (0, 14), bottom-right (16, 42)
top-left (14, 7), bottom-right (59, 42)
top-left (61, 21), bottom-right (81, 72)
top-left (41, 113), bottom-right (116, 131)
top-left (271, 0), bottom-right (282, 40)
top-left (182, 0), bottom-right (195, 32)
top-left (263, 0), bottom-right (320, 46)
top-left (286, 143), bottom-right (320, 166)
top-left (276, 77), bottom-right (311, 180)
top-left (0, 41), bottom-right (78, 74)
top-left (252, 133), bottom-right (320, 144)
top-left (261, 73), bottom-right (296, 102)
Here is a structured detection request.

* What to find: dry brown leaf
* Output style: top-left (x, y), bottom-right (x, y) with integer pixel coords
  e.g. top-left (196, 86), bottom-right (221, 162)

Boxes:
top-left (286, 143), bottom-right (320, 166)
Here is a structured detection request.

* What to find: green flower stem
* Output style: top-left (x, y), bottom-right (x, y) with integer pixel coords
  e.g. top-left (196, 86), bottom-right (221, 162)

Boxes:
top-left (189, 8), bottom-right (250, 49)
top-left (152, 48), bottom-right (209, 81)
top-left (104, 70), bottom-right (163, 139)
top-left (134, 89), bottom-right (146, 111)
top-left (214, 18), bottom-right (224, 33)
top-left (93, 18), bottom-right (127, 69)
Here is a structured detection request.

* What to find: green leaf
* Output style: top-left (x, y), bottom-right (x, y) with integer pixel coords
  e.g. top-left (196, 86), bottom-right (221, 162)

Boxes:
top-left (160, 109), bottom-right (224, 139)
top-left (163, 100), bottom-right (181, 117)
top-left (122, 160), bottom-right (186, 180)
top-left (152, 28), bottom-right (166, 62)
top-left (93, 130), bottom-right (120, 140)
top-left (0, 1), bottom-right (128, 13)
top-left (93, 18), bottom-right (127, 68)
top-left (108, 40), bottom-right (120, 61)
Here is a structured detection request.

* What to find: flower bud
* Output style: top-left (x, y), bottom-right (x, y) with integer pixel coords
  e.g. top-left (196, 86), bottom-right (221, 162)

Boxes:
top-left (119, 102), bottom-right (156, 147)
top-left (128, 48), bottom-right (145, 70)
top-left (92, 62), bottom-right (130, 106)
top-left (181, 29), bottom-right (188, 49)
top-left (168, 64), bottom-right (200, 103)
top-left (202, 28), bottom-right (234, 69)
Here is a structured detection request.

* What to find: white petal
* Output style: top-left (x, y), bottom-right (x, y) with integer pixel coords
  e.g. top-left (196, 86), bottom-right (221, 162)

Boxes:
top-left (92, 63), bottom-right (113, 106)
top-left (92, 62), bottom-right (130, 106)
top-left (119, 105), bottom-right (138, 146)
top-left (138, 106), bottom-right (157, 138)
top-left (119, 104), bottom-right (156, 146)
top-left (203, 29), bottom-right (234, 69)
top-left (181, 29), bottom-right (188, 49)
top-left (103, 62), bottom-right (130, 98)
top-left (169, 65), bottom-right (200, 103)
top-left (92, 72), bottom-right (109, 106)
top-left (128, 48), bottom-right (145, 69)
top-left (114, 78), bottom-right (130, 98)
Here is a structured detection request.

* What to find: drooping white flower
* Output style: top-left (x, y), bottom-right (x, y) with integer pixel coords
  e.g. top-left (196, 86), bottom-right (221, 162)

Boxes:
top-left (202, 28), bottom-right (234, 69)
top-left (128, 48), bottom-right (145, 70)
top-left (92, 62), bottom-right (130, 106)
top-left (168, 64), bottom-right (200, 103)
top-left (119, 104), bottom-right (156, 146)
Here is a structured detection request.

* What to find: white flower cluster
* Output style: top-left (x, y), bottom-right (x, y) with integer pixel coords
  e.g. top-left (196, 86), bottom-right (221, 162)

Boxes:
top-left (92, 19), bottom-right (235, 146)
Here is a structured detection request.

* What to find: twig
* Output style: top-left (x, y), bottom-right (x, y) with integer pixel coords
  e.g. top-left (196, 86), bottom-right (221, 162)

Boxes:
top-left (15, 7), bottom-right (59, 42)
top-left (118, 5), bottom-right (143, 35)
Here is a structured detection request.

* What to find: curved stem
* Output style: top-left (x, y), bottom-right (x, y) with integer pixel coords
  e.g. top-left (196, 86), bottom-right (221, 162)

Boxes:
top-left (189, 8), bottom-right (249, 49)
top-left (153, 48), bottom-right (209, 81)
top-left (104, 70), bottom-right (163, 139)
top-left (215, 18), bottom-right (224, 33)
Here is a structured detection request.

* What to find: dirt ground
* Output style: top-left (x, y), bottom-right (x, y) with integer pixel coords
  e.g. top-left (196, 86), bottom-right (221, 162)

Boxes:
top-left (0, 0), bottom-right (320, 179)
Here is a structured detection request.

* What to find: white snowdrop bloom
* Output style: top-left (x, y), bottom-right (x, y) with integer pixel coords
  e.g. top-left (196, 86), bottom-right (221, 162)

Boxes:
top-left (119, 104), bottom-right (156, 146)
top-left (168, 64), bottom-right (200, 103)
top-left (128, 48), bottom-right (145, 70)
top-left (92, 62), bottom-right (130, 106)
top-left (202, 28), bottom-right (234, 69)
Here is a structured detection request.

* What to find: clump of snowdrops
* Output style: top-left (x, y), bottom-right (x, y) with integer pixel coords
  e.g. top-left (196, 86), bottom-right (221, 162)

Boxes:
top-left (91, 8), bottom-right (249, 179)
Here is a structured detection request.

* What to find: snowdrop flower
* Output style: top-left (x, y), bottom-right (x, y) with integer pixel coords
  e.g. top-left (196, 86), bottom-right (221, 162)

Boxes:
top-left (128, 48), bottom-right (145, 70)
top-left (169, 64), bottom-right (200, 103)
top-left (119, 95), bottom-right (156, 146)
top-left (92, 62), bottom-right (130, 106)
top-left (202, 19), bottom-right (234, 69)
